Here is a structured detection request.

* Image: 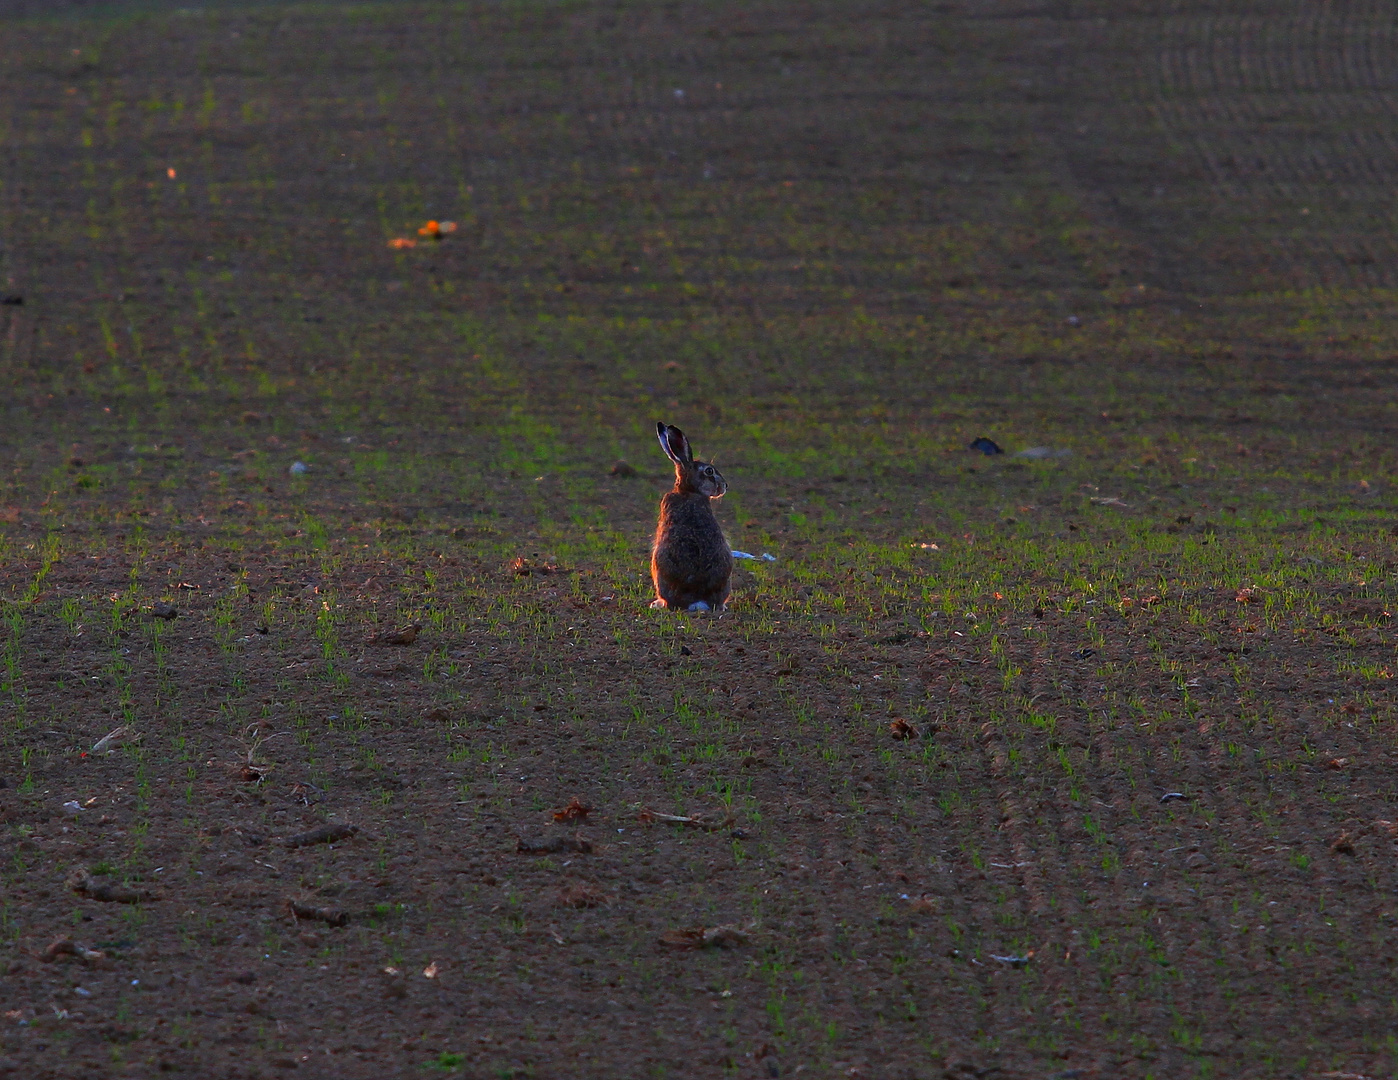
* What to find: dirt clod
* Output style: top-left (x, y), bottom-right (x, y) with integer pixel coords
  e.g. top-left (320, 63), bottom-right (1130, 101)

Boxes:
top-left (658, 923), bottom-right (750, 950)
top-left (379, 967), bottom-right (408, 999)
top-left (39, 937), bottom-right (104, 964)
top-left (516, 833), bottom-right (593, 855)
top-left (288, 899), bottom-right (350, 927)
top-left (67, 870), bottom-right (158, 904)
top-left (283, 822), bottom-right (358, 848)
top-left (557, 883), bottom-right (609, 908)
top-left (369, 623), bottom-right (421, 646)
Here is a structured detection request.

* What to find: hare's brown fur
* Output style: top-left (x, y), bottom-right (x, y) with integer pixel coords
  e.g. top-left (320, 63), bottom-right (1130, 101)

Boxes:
top-left (651, 423), bottom-right (733, 611)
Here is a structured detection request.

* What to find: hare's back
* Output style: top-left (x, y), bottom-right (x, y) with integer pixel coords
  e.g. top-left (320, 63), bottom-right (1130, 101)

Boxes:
top-left (656, 493), bottom-right (730, 563)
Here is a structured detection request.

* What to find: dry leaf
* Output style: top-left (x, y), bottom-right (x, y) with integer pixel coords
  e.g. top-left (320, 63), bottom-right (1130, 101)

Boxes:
top-left (551, 797), bottom-right (592, 823)
top-left (658, 923), bottom-right (749, 950)
top-left (516, 834), bottom-right (593, 855)
top-left (91, 725), bottom-right (137, 755)
top-left (888, 718), bottom-right (918, 740)
top-left (509, 557), bottom-right (560, 577)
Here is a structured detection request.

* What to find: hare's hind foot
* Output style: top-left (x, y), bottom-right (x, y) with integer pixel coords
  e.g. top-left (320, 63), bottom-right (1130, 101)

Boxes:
top-left (648, 598), bottom-right (720, 614)
top-left (649, 596), bottom-right (725, 614)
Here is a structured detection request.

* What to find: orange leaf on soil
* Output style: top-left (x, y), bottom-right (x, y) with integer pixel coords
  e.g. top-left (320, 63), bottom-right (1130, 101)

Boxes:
top-left (551, 797), bottom-right (592, 823)
top-left (417, 220), bottom-right (457, 238)
top-left (388, 237), bottom-right (417, 249)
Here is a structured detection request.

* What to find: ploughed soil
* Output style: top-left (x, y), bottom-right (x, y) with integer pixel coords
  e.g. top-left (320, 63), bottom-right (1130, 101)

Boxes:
top-left (2, 0), bottom-right (1398, 1077)
top-left (3, 536), bottom-right (1397, 1080)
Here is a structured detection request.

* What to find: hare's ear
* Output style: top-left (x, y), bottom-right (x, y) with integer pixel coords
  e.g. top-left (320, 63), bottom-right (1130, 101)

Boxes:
top-left (657, 422), bottom-right (691, 464)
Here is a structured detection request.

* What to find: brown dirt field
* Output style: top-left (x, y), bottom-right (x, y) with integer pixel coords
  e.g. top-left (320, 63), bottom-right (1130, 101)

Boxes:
top-left (1, 1), bottom-right (1398, 1078)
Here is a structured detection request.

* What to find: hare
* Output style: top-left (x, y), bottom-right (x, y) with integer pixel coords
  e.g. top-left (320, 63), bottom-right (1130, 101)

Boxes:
top-left (651, 422), bottom-right (733, 613)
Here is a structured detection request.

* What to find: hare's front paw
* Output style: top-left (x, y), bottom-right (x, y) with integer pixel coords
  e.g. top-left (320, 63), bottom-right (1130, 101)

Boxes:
top-left (649, 598), bottom-right (667, 610)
